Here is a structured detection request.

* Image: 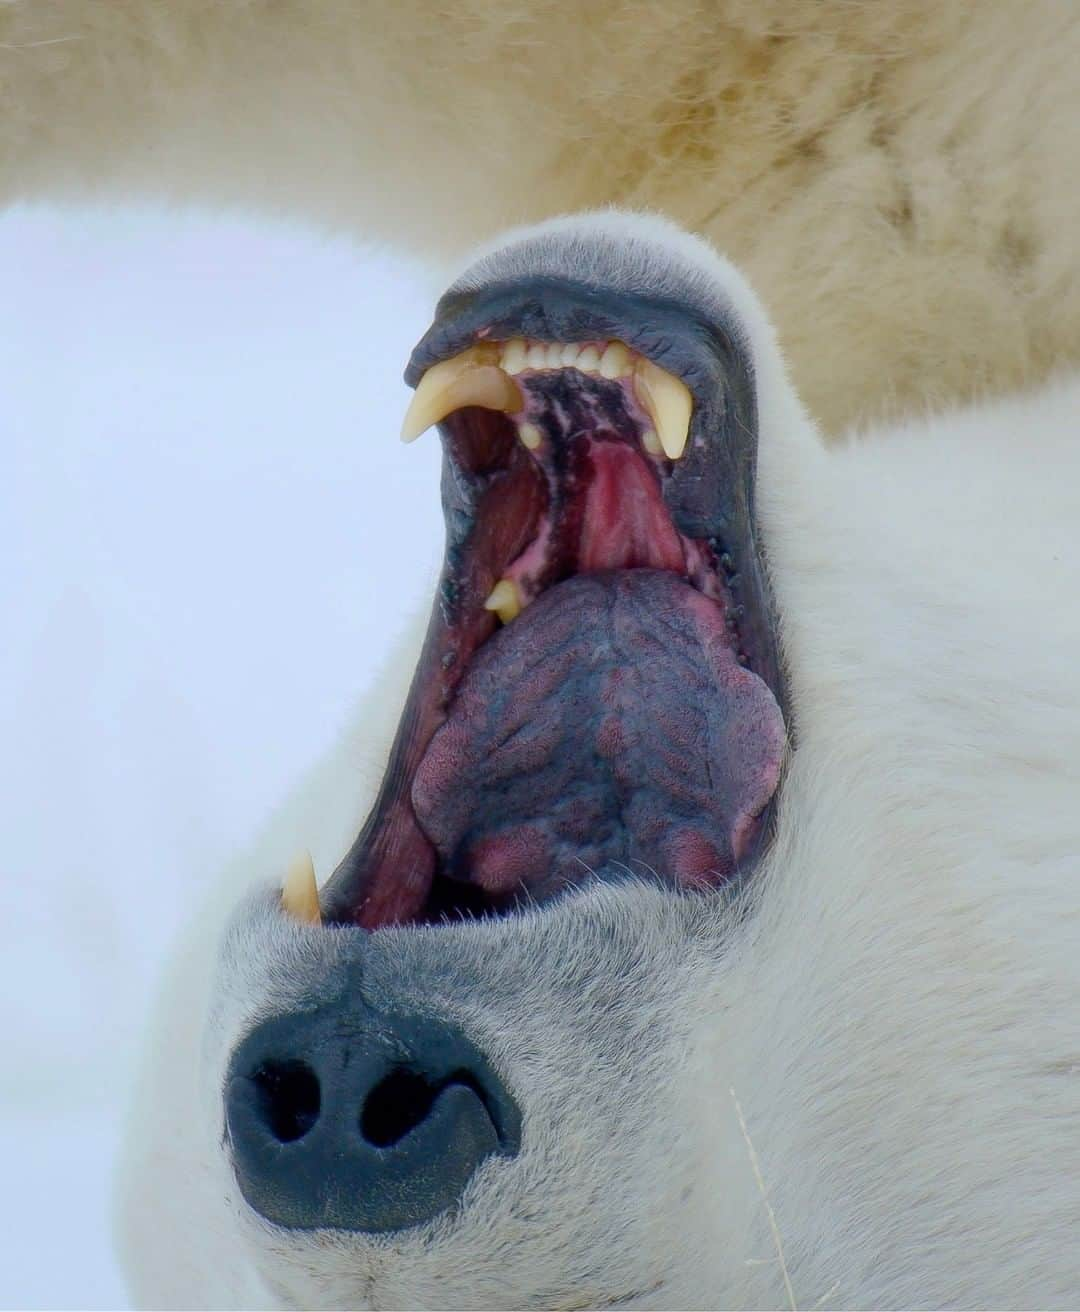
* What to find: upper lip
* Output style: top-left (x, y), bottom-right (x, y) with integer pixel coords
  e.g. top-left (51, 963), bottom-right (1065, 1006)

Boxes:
top-left (407, 275), bottom-right (723, 430)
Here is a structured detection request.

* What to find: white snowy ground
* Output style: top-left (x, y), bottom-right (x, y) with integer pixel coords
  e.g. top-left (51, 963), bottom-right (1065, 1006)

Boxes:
top-left (1, 207), bottom-right (439, 1309)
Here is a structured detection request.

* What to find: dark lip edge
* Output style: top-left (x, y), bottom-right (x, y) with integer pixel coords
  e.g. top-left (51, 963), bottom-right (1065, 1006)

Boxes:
top-left (405, 274), bottom-right (730, 407)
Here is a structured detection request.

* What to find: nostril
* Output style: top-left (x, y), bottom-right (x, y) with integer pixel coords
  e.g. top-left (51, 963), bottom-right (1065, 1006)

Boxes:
top-left (252, 1059), bottom-right (321, 1142)
top-left (360, 1067), bottom-right (439, 1148)
top-left (360, 1067), bottom-right (489, 1149)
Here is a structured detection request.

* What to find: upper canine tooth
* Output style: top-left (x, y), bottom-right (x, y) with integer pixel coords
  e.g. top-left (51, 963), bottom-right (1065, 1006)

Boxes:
top-left (281, 851), bottom-right (321, 925)
top-left (401, 346), bottom-right (523, 443)
top-left (577, 344), bottom-right (601, 372)
top-left (599, 341), bottom-right (631, 379)
top-left (484, 578), bottom-right (522, 624)
top-left (633, 358), bottom-right (693, 460)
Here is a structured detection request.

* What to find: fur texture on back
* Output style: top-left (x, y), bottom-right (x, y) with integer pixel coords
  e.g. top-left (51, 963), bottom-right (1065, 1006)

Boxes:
top-left (3, 1), bottom-right (1080, 432)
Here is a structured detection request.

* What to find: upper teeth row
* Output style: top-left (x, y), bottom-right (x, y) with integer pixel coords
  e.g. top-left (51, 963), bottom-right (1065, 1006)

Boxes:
top-left (499, 339), bottom-right (633, 380)
top-left (401, 339), bottom-right (693, 460)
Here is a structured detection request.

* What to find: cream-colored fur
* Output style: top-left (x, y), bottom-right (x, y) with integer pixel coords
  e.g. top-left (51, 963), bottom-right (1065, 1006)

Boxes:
top-left (3, 1), bottom-right (1079, 433)
top-left (115, 211), bottom-right (1080, 1309)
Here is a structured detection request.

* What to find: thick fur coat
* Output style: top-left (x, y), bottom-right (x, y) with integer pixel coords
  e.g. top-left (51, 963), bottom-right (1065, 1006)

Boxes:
top-left (3, 1), bottom-right (1080, 432)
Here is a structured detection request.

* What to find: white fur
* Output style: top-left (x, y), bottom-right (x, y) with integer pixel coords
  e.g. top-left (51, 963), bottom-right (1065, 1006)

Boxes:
top-left (3, 1), bottom-right (1080, 435)
top-left (114, 212), bottom-right (1080, 1309)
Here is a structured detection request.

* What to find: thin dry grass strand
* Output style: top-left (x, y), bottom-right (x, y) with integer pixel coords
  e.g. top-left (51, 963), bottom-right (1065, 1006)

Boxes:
top-left (731, 1086), bottom-right (797, 1312)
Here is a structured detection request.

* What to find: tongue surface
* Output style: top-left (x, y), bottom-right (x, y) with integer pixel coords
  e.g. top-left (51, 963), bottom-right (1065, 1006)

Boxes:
top-left (412, 570), bottom-right (785, 902)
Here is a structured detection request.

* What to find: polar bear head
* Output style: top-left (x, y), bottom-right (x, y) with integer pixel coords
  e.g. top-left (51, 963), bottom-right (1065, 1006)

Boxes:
top-left (126, 212), bottom-right (856, 1310)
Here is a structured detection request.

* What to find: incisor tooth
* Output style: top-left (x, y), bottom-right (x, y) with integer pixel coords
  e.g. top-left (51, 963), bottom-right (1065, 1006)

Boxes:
top-left (519, 422), bottom-right (543, 450)
top-left (400, 346), bottom-right (523, 443)
top-left (484, 578), bottom-right (522, 624)
top-left (577, 344), bottom-right (601, 372)
top-left (526, 342), bottom-right (548, 370)
top-left (502, 338), bottom-right (527, 374)
top-left (561, 343), bottom-right (580, 367)
top-left (633, 357), bottom-right (693, 460)
top-left (545, 342), bottom-right (564, 367)
top-left (599, 341), bottom-right (631, 379)
top-left (281, 851), bottom-right (320, 925)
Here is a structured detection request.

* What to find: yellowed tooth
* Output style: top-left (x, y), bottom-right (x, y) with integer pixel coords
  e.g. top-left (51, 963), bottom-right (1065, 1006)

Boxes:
top-left (400, 345), bottom-right (523, 443)
top-left (599, 340), bottom-right (631, 380)
top-left (633, 357), bottom-right (693, 460)
top-left (281, 851), bottom-right (320, 925)
top-left (519, 422), bottom-right (543, 451)
top-left (502, 338), bottom-right (528, 375)
top-left (484, 578), bottom-right (522, 624)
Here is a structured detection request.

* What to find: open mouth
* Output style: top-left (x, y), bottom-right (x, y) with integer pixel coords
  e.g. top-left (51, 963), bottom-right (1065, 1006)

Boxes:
top-left (320, 277), bottom-right (788, 929)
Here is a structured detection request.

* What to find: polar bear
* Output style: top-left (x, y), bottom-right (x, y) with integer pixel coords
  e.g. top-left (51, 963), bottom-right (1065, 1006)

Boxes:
top-left (111, 210), bottom-right (1080, 1310)
top-left (7, 5), bottom-right (1080, 1306)
top-left (3, 1), bottom-right (1080, 435)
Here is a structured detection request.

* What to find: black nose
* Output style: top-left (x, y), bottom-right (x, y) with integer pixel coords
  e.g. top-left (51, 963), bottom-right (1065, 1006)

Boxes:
top-left (224, 1003), bottom-right (521, 1233)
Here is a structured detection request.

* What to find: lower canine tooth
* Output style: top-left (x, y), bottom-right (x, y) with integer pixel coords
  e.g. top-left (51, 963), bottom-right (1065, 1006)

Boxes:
top-left (633, 358), bottom-right (693, 460)
top-left (484, 579), bottom-right (522, 624)
top-left (641, 428), bottom-right (663, 456)
top-left (401, 346), bottom-right (522, 443)
top-left (281, 851), bottom-right (321, 925)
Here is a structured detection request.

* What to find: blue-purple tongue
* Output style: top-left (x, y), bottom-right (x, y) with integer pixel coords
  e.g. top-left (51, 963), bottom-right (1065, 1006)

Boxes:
top-left (412, 569), bottom-right (785, 901)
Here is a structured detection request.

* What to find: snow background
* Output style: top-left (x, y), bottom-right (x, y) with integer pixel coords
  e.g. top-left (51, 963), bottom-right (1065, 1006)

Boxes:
top-left (1, 206), bottom-right (439, 1309)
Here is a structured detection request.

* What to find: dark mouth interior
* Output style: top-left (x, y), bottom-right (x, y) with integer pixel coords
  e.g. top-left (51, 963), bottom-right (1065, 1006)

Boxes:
top-left (321, 326), bottom-right (786, 930)
top-left (440, 369), bottom-right (739, 632)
